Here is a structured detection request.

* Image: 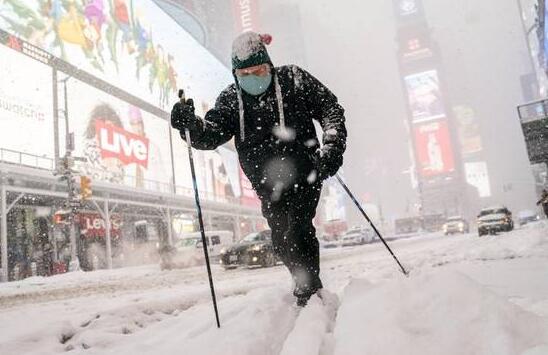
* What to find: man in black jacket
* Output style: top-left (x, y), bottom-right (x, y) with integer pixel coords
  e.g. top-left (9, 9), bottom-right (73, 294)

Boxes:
top-left (171, 32), bottom-right (346, 306)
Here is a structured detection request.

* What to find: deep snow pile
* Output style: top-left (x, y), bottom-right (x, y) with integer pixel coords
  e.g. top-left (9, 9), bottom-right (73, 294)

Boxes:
top-left (333, 272), bottom-right (548, 355)
top-left (0, 221), bottom-right (547, 355)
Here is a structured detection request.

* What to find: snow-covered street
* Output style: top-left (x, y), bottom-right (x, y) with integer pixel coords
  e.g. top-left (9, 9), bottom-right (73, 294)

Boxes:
top-left (1, 222), bottom-right (547, 355)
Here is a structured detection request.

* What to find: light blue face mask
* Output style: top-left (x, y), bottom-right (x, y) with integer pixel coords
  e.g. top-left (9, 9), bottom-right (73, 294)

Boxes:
top-left (237, 73), bottom-right (272, 96)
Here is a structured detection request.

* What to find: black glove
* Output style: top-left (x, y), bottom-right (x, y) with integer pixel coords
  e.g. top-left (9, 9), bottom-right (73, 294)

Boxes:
top-left (311, 150), bottom-right (333, 182)
top-left (171, 98), bottom-right (197, 131)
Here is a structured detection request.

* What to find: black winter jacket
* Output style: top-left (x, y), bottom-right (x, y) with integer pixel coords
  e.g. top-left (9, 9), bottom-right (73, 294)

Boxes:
top-left (182, 65), bottom-right (347, 196)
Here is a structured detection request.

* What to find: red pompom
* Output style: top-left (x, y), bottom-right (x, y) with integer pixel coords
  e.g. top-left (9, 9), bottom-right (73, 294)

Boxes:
top-left (260, 34), bottom-right (272, 45)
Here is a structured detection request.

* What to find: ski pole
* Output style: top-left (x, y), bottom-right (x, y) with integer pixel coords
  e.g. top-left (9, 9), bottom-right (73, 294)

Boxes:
top-left (179, 89), bottom-right (221, 328)
top-left (335, 174), bottom-right (409, 276)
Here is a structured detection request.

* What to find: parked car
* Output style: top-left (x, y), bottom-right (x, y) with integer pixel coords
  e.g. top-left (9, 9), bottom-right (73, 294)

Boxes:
top-left (517, 210), bottom-right (541, 226)
top-left (477, 206), bottom-right (514, 236)
top-left (341, 227), bottom-right (374, 247)
top-left (174, 230), bottom-right (234, 262)
top-left (319, 236), bottom-right (341, 249)
top-left (219, 230), bottom-right (279, 269)
top-left (442, 216), bottom-right (470, 235)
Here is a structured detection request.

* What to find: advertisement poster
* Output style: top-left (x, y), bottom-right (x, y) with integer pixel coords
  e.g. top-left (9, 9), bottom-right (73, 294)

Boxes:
top-left (70, 78), bottom-right (171, 192)
top-left (239, 168), bottom-right (260, 207)
top-left (464, 161), bottom-right (492, 198)
top-left (405, 70), bottom-right (446, 123)
top-left (322, 180), bottom-right (346, 222)
top-left (413, 120), bottom-right (455, 177)
top-left (453, 105), bottom-right (482, 156)
top-left (0, 45), bottom-right (53, 163)
top-left (0, 0), bottom-right (231, 109)
top-left (217, 147), bottom-right (242, 198)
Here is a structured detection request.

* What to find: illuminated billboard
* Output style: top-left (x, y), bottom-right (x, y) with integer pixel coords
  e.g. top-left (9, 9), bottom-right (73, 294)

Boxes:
top-left (404, 70), bottom-right (446, 123)
top-left (0, 0), bottom-right (231, 109)
top-left (0, 44), bottom-right (53, 162)
top-left (69, 78), bottom-right (172, 192)
top-left (464, 162), bottom-right (491, 198)
top-left (413, 120), bottom-right (455, 177)
top-left (453, 105), bottom-right (482, 156)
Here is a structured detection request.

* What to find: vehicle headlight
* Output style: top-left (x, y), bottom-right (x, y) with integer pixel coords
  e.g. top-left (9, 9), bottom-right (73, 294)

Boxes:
top-left (220, 248), bottom-right (227, 255)
top-left (251, 245), bottom-right (263, 252)
top-left (442, 225), bottom-right (448, 232)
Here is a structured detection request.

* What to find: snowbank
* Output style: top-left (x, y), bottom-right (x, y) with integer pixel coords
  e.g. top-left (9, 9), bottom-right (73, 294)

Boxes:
top-left (333, 271), bottom-right (548, 355)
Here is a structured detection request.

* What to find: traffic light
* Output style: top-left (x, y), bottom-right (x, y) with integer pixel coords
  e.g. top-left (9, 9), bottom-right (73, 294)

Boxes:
top-left (80, 176), bottom-right (92, 200)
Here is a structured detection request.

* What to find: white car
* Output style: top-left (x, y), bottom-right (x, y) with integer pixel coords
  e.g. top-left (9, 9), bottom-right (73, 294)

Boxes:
top-left (174, 230), bottom-right (234, 261)
top-left (341, 228), bottom-right (374, 247)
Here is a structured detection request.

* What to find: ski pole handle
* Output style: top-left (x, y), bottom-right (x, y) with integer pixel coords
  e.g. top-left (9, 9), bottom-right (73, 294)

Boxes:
top-left (178, 89), bottom-right (193, 146)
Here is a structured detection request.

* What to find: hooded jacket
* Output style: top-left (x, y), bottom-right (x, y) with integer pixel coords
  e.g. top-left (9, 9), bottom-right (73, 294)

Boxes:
top-left (182, 65), bottom-right (346, 197)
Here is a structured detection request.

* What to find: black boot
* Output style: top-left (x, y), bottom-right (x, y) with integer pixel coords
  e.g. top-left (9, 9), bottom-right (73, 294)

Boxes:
top-left (293, 275), bottom-right (323, 307)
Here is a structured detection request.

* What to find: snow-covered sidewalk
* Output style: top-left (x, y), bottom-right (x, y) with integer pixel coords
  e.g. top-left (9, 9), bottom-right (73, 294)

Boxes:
top-left (1, 222), bottom-right (547, 355)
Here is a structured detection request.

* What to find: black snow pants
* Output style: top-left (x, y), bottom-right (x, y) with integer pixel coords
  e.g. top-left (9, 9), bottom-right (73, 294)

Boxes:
top-left (259, 182), bottom-right (323, 297)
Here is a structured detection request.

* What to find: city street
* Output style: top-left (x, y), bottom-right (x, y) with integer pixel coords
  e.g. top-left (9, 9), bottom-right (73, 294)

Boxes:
top-left (1, 222), bottom-right (547, 354)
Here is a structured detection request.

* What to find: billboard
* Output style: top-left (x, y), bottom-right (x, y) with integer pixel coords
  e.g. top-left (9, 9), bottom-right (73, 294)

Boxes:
top-left (322, 180), bottom-right (346, 222)
top-left (69, 78), bottom-right (172, 192)
top-left (404, 70), bottom-right (446, 123)
top-left (0, 44), bottom-right (53, 162)
top-left (232, 0), bottom-right (260, 33)
top-left (240, 168), bottom-right (260, 207)
top-left (217, 147), bottom-right (242, 198)
top-left (414, 120), bottom-right (455, 177)
top-left (453, 105), bottom-right (482, 156)
top-left (0, 0), bottom-right (231, 109)
top-left (464, 162), bottom-right (491, 198)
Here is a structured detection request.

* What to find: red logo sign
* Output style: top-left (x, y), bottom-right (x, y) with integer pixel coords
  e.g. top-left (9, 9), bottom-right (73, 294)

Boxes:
top-left (96, 120), bottom-right (149, 168)
top-left (79, 213), bottom-right (121, 238)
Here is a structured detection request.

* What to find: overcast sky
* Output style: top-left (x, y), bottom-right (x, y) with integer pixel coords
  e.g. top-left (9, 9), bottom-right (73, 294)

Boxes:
top-left (261, 0), bottom-right (540, 224)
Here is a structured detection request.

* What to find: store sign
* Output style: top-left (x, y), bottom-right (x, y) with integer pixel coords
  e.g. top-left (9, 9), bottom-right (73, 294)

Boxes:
top-left (79, 213), bottom-right (122, 238)
top-left (405, 70), bottom-right (446, 123)
top-left (96, 120), bottom-right (150, 168)
top-left (232, 0), bottom-right (259, 33)
top-left (414, 120), bottom-right (455, 177)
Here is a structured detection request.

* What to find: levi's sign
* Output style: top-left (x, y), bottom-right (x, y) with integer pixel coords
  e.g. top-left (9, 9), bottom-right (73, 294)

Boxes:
top-left (96, 120), bottom-right (149, 168)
